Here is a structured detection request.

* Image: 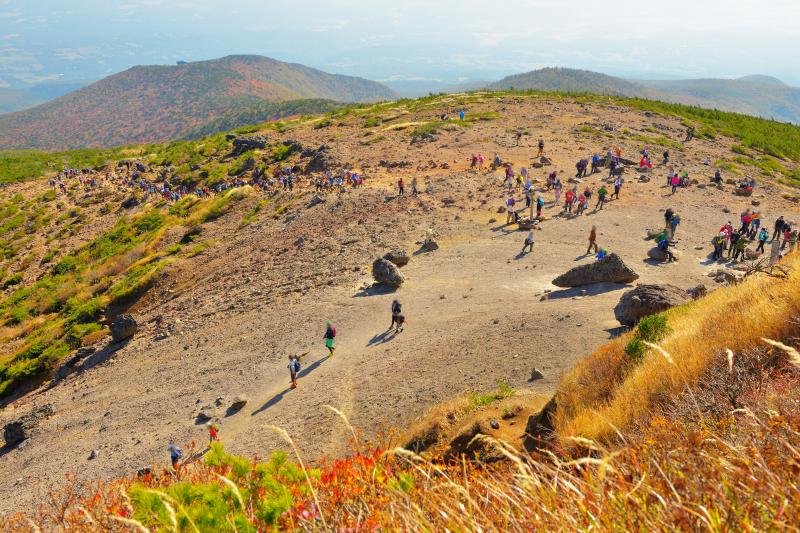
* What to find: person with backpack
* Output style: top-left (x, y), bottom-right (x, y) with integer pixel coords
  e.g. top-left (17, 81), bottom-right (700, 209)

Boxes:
top-left (668, 213), bottom-right (680, 239)
top-left (168, 441), bottom-right (182, 471)
top-left (591, 153), bottom-right (601, 174)
top-left (773, 216), bottom-right (786, 241)
top-left (712, 232), bottom-right (726, 260)
top-left (288, 354), bottom-right (301, 389)
top-left (390, 300), bottom-right (402, 330)
top-left (324, 321), bottom-right (336, 356)
top-left (732, 234), bottom-right (750, 262)
top-left (536, 195), bottom-right (545, 218)
top-left (576, 192), bottom-right (587, 215)
top-left (756, 227), bottom-right (769, 253)
top-left (521, 229), bottom-right (535, 255)
top-left (662, 150), bottom-right (670, 165)
top-left (595, 186), bottom-right (608, 210)
top-left (564, 188), bottom-right (575, 213)
top-left (208, 419), bottom-right (220, 444)
top-left (537, 138), bottom-right (545, 157)
top-left (657, 236), bottom-right (677, 263)
top-left (505, 195), bottom-right (517, 225)
top-left (612, 177), bottom-right (622, 199)
top-left (670, 174), bottom-right (680, 194)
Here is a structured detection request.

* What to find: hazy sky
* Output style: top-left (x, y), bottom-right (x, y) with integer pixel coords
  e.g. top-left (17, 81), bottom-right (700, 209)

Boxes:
top-left (1, 0), bottom-right (799, 88)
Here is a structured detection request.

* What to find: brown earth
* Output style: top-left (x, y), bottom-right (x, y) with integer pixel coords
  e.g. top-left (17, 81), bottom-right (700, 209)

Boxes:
top-left (1, 93), bottom-right (798, 513)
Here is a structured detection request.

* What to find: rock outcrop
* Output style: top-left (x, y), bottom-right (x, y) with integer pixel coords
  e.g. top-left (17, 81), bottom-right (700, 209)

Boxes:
top-left (614, 284), bottom-right (691, 326)
top-left (231, 135), bottom-right (268, 156)
top-left (383, 250), bottom-right (410, 267)
top-left (372, 258), bottom-right (404, 287)
top-left (552, 253), bottom-right (639, 287)
top-left (2, 404), bottom-right (54, 447)
top-left (110, 314), bottom-right (138, 342)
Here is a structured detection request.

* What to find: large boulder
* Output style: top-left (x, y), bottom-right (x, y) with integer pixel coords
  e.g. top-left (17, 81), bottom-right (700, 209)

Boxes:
top-left (372, 258), bottom-right (404, 287)
top-left (121, 196), bottom-right (140, 209)
top-left (3, 404), bottom-right (54, 447)
top-left (552, 253), bottom-right (639, 288)
top-left (420, 239), bottom-right (439, 252)
top-left (383, 250), bottom-right (410, 267)
top-left (614, 284), bottom-right (691, 326)
top-left (231, 135), bottom-right (268, 156)
top-left (110, 314), bottom-right (138, 342)
top-left (647, 247), bottom-right (672, 261)
top-left (304, 144), bottom-right (337, 173)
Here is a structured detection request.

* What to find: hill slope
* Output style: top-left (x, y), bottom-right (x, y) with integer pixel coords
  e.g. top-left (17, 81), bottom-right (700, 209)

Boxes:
top-left (0, 55), bottom-right (396, 150)
top-left (486, 68), bottom-right (800, 124)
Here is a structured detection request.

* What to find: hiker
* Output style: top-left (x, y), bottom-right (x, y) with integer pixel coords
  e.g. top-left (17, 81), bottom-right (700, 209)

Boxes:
top-left (732, 234), bottom-right (750, 262)
top-left (657, 236), bottom-right (677, 262)
top-left (393, 313), bottom-right (405, 333)
top-left (685, 126), bottom-right (695, 142)
top-left (564, 188), bottom-right (575, 213)
top-left (608, 158), bottom-right (618, 179)
top-left (712, 169), bottom-right (723, 184)
top-left (537, 138), bottom-right (545, 157)
top-left (208, 419), bottom-right (220, 444)
top-left (514, 130), bottom-right (523, 146)
top-left (324, 321), bottom-right (336, 356)
top-left (712, 232), bottom-right (726, 260)
top-left (595, 186), bottom-right (608, 210)
top-left (576, 159), bottom-right (588, 179)
top-left (459, 110), bottom-right (465, 121)
top-left (505, 196), bottom-right (517, 224)
top-left (728, 230), bottom-right (740, 258)
top-left (390, 299), bottom-right (402, 329)
top-left (590, 153), bottom-right (601, 174)
top-left (587, 225), bottom-right (599, 255)
top-left (670, 174), bottom-right (680, 194)
top-left (612, 176), bottom-right (622, 199)
top-left (288, 354), bottom-right (301, 389)
top-left (739, 210), bottom-right (752, 234)
top-left (521, 229), bottom-right (535, 254)
top-left (773, 216), bottom-right (786, 241)
top-left (536, 195), bottom-right (545, 218)
top-left (782, 225), bottom-right (793, 250)
top-left (554, 180), bottom-right (562, 205)
top-left (576, 192), bottom-right (587, 215)
top-left (756, 227), bottom-right (769, 253)
top-left (492, 153), bottom-right (502, 171)
top-left (168, 441), bottom-right (182, 471)
top-left (596, 247), bottom-right (608, 260)
top-left (411, 177), bottom-right (419, 195)
top-left (398, 178), bottom-right (405, 196)
top-left (662, 150), bottom-right (670, 165)
top-left (669, 213), bottom-right (680, 238)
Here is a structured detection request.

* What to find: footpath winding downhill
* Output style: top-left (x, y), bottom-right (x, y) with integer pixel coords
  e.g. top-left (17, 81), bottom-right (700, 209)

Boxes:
top-left (1, 94), bottom-right (798, 513)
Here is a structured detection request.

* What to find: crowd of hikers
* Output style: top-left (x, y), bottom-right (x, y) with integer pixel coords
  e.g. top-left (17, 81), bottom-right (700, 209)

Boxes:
top-left (91, 131), bottom-right (791, 473)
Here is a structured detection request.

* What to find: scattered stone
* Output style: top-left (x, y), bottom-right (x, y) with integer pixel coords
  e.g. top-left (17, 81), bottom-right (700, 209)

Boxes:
top-left (529, 368), bottom-right (545, 381)
top-left (383, 250), bottom-right (410, 267)
top-left (552, 253), bottom-right (639, 287)
top-left (614, 284), bottom-right (691, 326)
top-left (136, 466), bottom-right (153, 477)
top-left (110, 314), bottom-right (138, 342)
top-left (231, 395), bottom-right (248, 410)
top-left (751, 200), bottom-right (761, 207)
top-left (722, 207), bottom-right (731, 213)
top-left (638, 175), bottom-right (650, 183)
top-left (196, 406), bottom-right (215, 421)
top-left (488, 218), bottom-right (497, 224)
top-left (88, 449), bottom-right (99, 460)
top-left (307, 194), bottom-right (325, 208)
top-left (372, 258), bottom-right (404, 287)
top-left (489, 419), bottom-right (500, 430)
top-left (647, 247), bottom-right (680, 261)
top-left (708, 269), bottom-right (742, 285)
top-left (3, 404), bottom-right (54, 447)
top-left (686, 284), bottom-right (707, 299)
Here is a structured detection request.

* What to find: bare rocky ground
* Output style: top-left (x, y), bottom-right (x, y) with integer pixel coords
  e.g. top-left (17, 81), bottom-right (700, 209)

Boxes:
top-left (1, 94), bottom-right (798, 513)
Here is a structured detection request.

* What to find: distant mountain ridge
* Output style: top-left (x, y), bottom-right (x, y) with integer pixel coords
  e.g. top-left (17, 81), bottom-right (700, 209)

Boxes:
top-left (486, 67), bottom-right (800, 124)
top-left (0, 55), bottom-right (396, 150)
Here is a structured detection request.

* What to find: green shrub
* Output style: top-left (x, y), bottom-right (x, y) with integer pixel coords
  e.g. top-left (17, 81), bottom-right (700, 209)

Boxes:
top-left (66, 322), bottom-right (102, 347)
top-left (637, 314), bottom-right (671, 343)
top-left (2, 272), bottom-right (23, 288)
top-left (468, 381), bottom-right (515, 408)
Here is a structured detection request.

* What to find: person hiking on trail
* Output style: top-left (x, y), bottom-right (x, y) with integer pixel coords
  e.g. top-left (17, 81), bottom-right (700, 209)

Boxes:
top-left (208, 419), bottom-right (220, 444)
top-left (505, 165), bottom-right (515, 190)
top-left (591, 153), bottom-right (601, 174)
top-left (398, 178), bottom-right (405, 196)
top-left (168, 441), bottom-right (182, 471)
top-left (393, 313), bottom-right (405, 333)
top-left (537, 138), bottom-right (545, 157)
top-left (587, 225), bottom-right (599, 255)
top-left (521, 229), bottom-right (535, 255)
top-left (756, 227), bottom-right (769, 253)
top-left (732, 234), bottom-right (750, 262)
top-left (773, 216), bottom-right (786, 241)
top-left (712, 232), bottom-right (726, 261)
top-left (564, 188), bottom-right (575, 213)
top-left (492, 153), bottom-right (502, 171)
top-left (739, 210), bottom-right (752, 234)
top-left (288, 354), bottom-right (301, 389)
top-left (657, 235), bottom-right (677, 262)
top-left (728, 230), bottom-right (740, 258)
top-left (662, 150), bottom-right (670, 165)
top-left (669, 213), bottom-right (680, 239)
top-left (685, 126), bottom-right (695, 142)
top-left (390, 299), bottom-right (402, 329)
top-left (670, 174), bottom-right (680, 194)
top-left (608, 158), bottom-right (618, 179)
top-left (612, 177), bottom-right (622, 199)
top-left (782, 226), bottom-right (793, 250)
top-left (459, 110), bottom-right (465, 121)
top-left (595, 186), bottom-right (608, 210)
top-left (505, 196), bottom-right (517, 224)
top-left (536, 195), bottom-right (545, 218)
top-left (712, 169), bottom-right (723, 184)
top-left (324, 321), bottom-right (336, 356)
top-left (514, 129), bottom-right (523, 146)
top-left (750, 211), bottom-right (761, 238)
top-left (576, 192), bottom-right (587, 215)
top-left (575, 159), bottom-right (587, 179)
top-left (554, 180), bottom-right (562, 205)
top-left (411, 177), bottom-right (419, 196)
top-left (596, 247), bottom-right (608, 260)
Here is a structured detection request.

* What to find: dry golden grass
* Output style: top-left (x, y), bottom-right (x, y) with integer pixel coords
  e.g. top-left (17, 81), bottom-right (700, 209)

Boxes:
top-left (555, 252), bottom-right (800, 442)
